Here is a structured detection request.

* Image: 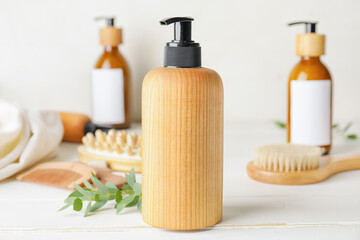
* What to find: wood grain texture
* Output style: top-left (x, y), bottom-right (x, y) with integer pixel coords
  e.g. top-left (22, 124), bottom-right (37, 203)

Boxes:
top-left (142, 67), bottom-right (224, 230)
top-left (247, 153), bottom-right (360, 185)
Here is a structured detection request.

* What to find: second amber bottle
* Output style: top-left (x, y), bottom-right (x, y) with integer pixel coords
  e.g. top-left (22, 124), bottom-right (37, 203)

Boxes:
top-left (287, 22), bottom-right (332, 154)
top-left (92, 17), bottom-right (131, 129)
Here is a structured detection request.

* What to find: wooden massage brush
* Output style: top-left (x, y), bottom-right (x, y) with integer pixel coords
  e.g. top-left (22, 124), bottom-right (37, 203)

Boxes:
top-left (247, 144), bottom-right (360, 185)
top-left (78, 129), bottom-right (142, 173)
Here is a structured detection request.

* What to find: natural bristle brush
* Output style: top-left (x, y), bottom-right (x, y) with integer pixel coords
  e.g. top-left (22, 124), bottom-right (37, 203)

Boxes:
top-left (247, 144), bottom-right (360, 185)
top-left (78, 129), bottom-right (142, 173)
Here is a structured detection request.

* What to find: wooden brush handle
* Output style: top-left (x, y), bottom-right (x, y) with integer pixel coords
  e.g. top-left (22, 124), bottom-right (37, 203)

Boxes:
top-left (324, 153), bottom-right (360, 173)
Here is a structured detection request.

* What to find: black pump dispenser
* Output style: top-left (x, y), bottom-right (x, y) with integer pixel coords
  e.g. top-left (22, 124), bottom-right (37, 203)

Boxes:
top-left (288, 21), bottom-right (317, 33)
top-left (160, 17), bottom-right (201, 68)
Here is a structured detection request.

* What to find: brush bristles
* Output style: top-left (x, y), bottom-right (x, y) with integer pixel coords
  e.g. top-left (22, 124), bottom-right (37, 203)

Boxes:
top-left (82, 129), bottom-right (141, 156)
top-left (253, 144), bottom-right (322, 172)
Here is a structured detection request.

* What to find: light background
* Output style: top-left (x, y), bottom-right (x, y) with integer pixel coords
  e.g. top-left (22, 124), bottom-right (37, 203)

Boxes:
top-left (0, 0), bottom-right (359, 123)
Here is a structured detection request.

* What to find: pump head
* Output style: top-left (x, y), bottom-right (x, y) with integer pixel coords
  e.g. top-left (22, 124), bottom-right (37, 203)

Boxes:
top-left (95, 16), bottom-right (115, 27)
top-left (160, 17), bottom-right (201, 68)
top-left (288, 21), bottom-right (325, 57)
top-left (95, 16), bottom-right (122, 46)
top-left (160, 17), bottom-right (197, 45)
top-left (288, 21), bottom-right (317, 33)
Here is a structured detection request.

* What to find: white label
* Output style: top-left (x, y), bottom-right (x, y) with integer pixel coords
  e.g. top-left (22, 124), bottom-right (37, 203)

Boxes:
top-left (290, 80), bottom-right (331, 146)
top-left (92, 68), bottom-right (125, 125)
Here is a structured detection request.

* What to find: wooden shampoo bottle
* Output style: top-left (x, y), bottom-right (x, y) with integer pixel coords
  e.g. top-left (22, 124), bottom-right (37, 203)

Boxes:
top-left (92, 17), bottom-right (131, 129)
top-left (142, 17), bottom-right (224, 230)
top-left (287, 22), bottom-right (332, 154)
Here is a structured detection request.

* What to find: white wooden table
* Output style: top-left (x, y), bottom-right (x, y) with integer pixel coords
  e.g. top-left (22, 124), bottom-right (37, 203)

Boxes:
top-left (1, 122), bottom-right (360, 239)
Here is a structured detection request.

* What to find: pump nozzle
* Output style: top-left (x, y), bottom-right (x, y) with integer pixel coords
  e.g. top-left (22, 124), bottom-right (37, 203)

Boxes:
top-left (160, 17), bottom-right (201, 68)
top-left (95, 16), bottom-right (115, 27)
top-left (160, 17), bottom-right (194, 42)
top-left (288, 21), bottom-right (317, 33)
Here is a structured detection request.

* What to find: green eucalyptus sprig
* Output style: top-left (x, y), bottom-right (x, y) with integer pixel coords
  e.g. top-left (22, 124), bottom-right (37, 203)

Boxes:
top-left (274, 121), bottom-right (358, 140)
top-left (59, 168), bottom-right (141, 216)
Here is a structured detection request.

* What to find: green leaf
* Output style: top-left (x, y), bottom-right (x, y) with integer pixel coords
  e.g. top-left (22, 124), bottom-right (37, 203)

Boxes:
top-left (58, 204), bottom-right (71, 211)
top-left (137, 197), bottom-right (142, 211)
top-left (116, 203), bottom-right (125, 214)
top-left (106, 181), bottom-right (118, 190)
top-left (122, 185), bottom-right (132, 191)
top-left (94, 194), bottom-right (100, 202)
top-left (68, 191), bottom-right (83, 198)
top-left (129, 168), bottom-right (136, 178)
top-left (73, 183), bottom-right (91, 198)
top-left (126, 196), bottom-right (139, 207)
top-left (115, 190), bottom-right (122, 203)
top-left (332, 123), bottom-right (338, 129)
top-left (64, 197), bottom-right (77, 205)
top-left (274, 121), bottom-right (286, 129)
top-left (125, 169), bottom-right (136, 187)
top-left (106, 182), bottom-right (118, 198)
top-left (80, 191), bottom-right (96, 201)
top-left (83, 180), bottom-right (93, 190)
top-left (73, 198), bottom-right (83, 211)
top-left (116, 195), bottom-right (135, 214)
top-left (90, 200), bottom-right (107, 212)
top-left (343, 122), bottom-right (353, 133)
top-left (90, 175), bottom-right (108, 194)
top-left (347, 134), bottom-right (358, 140)
top-left (133, 183), bottom-right (142, 195)
top-left (84, 201), bottom-right (92, 217)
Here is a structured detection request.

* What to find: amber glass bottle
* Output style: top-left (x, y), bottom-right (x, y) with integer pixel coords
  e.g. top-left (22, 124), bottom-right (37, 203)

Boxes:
top-left (287, 22), bottom-right (332, 154)
top-left (92, 17), bottom-right (131, 129)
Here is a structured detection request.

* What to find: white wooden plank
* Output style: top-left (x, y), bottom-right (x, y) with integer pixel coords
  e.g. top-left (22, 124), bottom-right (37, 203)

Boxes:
top-left (1, 225), bottom-right (360, 240)
top-left (0, 195), bottom-right (359, 230)
top-left (0, 122), bottom-right (359, 238)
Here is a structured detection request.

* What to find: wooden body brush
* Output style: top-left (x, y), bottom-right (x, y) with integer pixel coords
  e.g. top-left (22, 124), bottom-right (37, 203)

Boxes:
top-left (78, 129), bottom-right (142, 173)
top-left (247, 144), bottom-right (360, 185)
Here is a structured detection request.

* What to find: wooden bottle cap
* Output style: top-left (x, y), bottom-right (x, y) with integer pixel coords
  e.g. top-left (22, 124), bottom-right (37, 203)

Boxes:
top-left (99, 27), bottom-right (122, 46)
top-left (296, 33), bottom-right (325, 56)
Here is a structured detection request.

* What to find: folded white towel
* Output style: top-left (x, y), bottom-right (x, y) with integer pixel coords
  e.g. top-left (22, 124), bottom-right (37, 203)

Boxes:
top-left (0, 99), bottom-right (63, 181)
